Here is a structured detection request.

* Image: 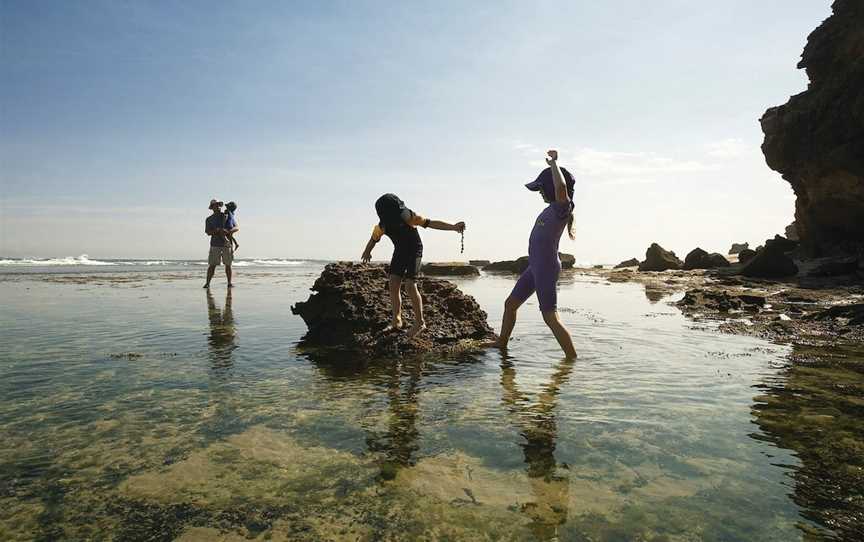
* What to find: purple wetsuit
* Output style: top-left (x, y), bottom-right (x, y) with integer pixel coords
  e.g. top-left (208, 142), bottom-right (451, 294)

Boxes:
top-left (509, 200), bottom-right (573, 312)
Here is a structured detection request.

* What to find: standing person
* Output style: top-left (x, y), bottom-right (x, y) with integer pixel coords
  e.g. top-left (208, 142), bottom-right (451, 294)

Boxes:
top-left (224, 201), bottom-right (240, 252)
top-left (360, 193), bottom-right (465, 338)
top-left (486, 150), bottom-right (577, 358)
top-left (204, 199), bottom-right (239, 289)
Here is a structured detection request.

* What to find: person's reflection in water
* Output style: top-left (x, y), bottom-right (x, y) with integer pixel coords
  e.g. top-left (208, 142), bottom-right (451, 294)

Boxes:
top-left (500, 356), bottom-right (575, 540)
top-left (206, 289), bottom-right (237, 377)
top-left (365, 360), bottom-right (423, 480)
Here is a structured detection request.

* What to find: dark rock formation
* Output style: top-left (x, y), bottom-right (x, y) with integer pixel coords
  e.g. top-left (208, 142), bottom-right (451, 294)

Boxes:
top-left (484, 253), bottom-right (575, 273)
top-left (421, 262), bottom-right (480, 276)
top-left (729, 243), bottom-right (750, 255)
top-left (741, 237), bottom-right (799, 278)
top-left (468, 260), bottom-right (490, 267)
top-left (614, 258), bottom-right (640, 269)
top-left (683, 248), bottom-right (730, 270)
top-left (760, 0), bottom-right (864, 256)
top-left (785, 221), bottom-right (800, 241)
top-left (638, 243), bottom-right (682, 272)
top-left (291, 262), bottom-right (495, 356)
top-left (737, 248), bottom-right (757, 264)
top-left (484, 257), bottom-right (529, 273)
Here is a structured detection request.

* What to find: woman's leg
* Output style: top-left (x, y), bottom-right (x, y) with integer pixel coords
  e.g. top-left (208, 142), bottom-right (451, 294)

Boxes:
top-left (535, 261), bottom-right (577, 358)
top-left (387, 274), bottom-right (404, 330)
top-left (541, 310), bottom-right (577, 358)
top-left (488, 268), bottom-right (534, 348)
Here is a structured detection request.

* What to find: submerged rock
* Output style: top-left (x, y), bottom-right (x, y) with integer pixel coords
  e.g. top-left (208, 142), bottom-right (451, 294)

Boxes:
top-left (760, 0), bottom-right (864, 257)
top-left (291, 262), bottom-right (495, 356)
top-left (421, 262), bottom-right (480, 276)
top-left (614, 258), bottom-right (640, 269)
top-left (638, 243), bottom-right (682, 272)
top-left (683, 248), bottom-right (730, 270)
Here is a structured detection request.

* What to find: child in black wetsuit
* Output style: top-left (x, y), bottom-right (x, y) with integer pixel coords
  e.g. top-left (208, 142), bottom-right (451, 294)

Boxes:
top-left (361, 193), bottom-right (465, 338)
top-left (224, 201), bottom-right (239, 252)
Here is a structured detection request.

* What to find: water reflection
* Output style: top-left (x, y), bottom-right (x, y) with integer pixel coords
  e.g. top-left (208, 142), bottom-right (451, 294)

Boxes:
top-left (500, 356), bottom-right (575, 540)
top-left (206, 289), bottom-right (237, 376)
top-left (365, 360), bottom-right (423, 479)
top-left (643, 284), bottom-right (665, 303)
top-left (750, 344), bottom-right (864, 541)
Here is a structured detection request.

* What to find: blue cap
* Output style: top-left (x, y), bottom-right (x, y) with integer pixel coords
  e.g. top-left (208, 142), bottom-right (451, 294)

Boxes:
top-left (526, 167), bottom-right (575, 201)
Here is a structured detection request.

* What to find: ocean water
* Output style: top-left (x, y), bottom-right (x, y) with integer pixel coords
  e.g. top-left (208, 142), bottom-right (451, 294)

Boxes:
top-left (0, 261), bottom-right (861, 541)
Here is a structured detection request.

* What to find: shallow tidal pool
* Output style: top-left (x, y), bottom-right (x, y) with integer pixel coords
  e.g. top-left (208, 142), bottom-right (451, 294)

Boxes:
top-left (1, 263), bottom-right (862, 541)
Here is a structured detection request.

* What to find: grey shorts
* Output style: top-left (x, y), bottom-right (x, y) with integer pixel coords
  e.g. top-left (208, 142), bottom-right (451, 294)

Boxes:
top-left (208, 246), bottom-right (234, 266)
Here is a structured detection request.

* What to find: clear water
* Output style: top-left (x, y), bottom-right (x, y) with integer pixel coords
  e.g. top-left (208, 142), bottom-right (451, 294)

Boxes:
top-left (0, 263), bottom-right (860, 541)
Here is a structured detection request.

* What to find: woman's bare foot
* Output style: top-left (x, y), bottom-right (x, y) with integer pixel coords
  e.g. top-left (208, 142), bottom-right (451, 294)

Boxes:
top-left (407, 321), bottom-right (427, 339)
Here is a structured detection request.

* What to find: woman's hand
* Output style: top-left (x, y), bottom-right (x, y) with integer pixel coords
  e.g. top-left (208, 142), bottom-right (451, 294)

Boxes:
top-left (546, 149), bottom-right (558, 165)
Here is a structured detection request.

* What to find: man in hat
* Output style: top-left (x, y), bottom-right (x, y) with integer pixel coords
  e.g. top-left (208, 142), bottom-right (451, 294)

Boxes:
top-left (204, 199), bottom-right (239, 288)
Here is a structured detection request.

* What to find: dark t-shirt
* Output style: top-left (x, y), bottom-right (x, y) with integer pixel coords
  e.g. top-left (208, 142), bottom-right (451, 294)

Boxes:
top-left (206, 213), bottom-right (227, 247)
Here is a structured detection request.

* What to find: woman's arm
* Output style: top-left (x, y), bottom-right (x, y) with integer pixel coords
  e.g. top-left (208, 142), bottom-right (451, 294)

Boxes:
top-left (546, 149), bottom-right (570, 203)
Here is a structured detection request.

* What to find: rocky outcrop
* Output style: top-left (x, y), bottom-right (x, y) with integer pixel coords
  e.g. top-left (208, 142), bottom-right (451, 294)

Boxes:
top-left (614, 258), bottom-right (640, 269)
top-left (683, 248), bottom-right (730, 270)
top-left (737, 248), bottom-right (757, 264)
top-left (638, 243), bottom-right (682, 272)
top-left (468, 260), bottom-right (490, 267)
top-left (483, 253), bottom-right (574, 273)
top-left (291, 263), bottom-right (495, 356)
top-left (760, 0), bottom-right (864, 257)
top-left (740, 237), bottom-right (799, 278)
top-left (729, 243), bottom-right (749, 255)
top-left (484, 257), bottom-right (529, 273)
top-left (421, 262), bottom-right (480, 276)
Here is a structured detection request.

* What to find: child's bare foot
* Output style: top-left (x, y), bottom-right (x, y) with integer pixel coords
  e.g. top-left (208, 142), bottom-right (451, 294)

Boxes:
top-left (383, 319), bottom-right (403, 332)
top-left (482, 339), bottom-right (506, 349)
top-left (407, 321), bottom-right (427, 339)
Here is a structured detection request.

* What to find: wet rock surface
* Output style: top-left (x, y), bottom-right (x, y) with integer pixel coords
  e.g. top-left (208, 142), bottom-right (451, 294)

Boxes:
top-left (638, 243), bottom-right (682, 272)
top-left (291, 262), bottom-right (495, 356)
top-left (760, 0), bottom-right (864, 257)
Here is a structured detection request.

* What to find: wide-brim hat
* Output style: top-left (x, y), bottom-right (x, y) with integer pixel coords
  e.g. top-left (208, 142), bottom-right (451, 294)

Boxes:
top-left (525, 167), bottom-right (575, 200)
top-left (209, 199), bottom-right (224, 210)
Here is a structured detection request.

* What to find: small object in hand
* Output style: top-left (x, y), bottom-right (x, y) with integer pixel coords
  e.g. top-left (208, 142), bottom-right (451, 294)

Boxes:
top-left (460, 231), bottom-right (465, 254)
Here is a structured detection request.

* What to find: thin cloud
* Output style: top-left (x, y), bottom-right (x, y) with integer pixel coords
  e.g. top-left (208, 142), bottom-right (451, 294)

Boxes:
top-left (569, 148), bottom-right (715, 177)
top-left (705, 138), bottom-right (748, 158)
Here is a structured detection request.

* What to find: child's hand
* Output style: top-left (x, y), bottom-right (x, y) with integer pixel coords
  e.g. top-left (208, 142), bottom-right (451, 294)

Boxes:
top-left (361, 251), bottom-right (372, 263)
top-left (454, 222), bottom-right (466, 233)
top-left (546, 149), bottom-right (558, 165)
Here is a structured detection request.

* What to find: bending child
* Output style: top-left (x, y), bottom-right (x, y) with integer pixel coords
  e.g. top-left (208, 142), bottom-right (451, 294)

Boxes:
top-left (361, 193), bottom-right (465, 338)
top-left (486, 150), bottom-right (578, 358)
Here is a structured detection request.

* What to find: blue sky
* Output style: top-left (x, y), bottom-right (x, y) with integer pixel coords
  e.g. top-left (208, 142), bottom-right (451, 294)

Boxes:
top-left (1, 0), bottom-right (832, 262)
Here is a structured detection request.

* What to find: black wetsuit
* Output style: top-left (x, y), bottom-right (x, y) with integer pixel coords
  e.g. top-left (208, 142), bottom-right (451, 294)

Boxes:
top-left (384, 218), bottom-right (423, 279)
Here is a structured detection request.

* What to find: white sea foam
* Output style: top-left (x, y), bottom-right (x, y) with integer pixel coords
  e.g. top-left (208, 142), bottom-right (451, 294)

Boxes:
top-left (233, 259), bottom-right (306, 267)
top-left (0, 254), bottom-right (117, 266)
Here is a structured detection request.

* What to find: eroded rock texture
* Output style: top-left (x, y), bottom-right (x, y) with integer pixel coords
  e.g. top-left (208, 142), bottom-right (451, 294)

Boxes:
top-left (760, 0), bottom-right (864, 256)
top-left (291, 262), bottom-right (495, 356)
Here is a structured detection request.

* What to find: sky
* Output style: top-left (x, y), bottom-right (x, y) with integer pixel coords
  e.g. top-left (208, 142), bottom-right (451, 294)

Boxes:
top-left (0, 0), bottom-right (833, 263)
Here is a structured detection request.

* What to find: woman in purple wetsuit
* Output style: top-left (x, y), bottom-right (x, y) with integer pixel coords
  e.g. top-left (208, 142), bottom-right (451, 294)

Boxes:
top-left (487, 150), bottom-right (578, 358)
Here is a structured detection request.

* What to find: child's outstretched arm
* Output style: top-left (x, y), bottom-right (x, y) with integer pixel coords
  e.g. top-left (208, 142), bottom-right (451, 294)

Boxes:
top-left (546, 149), bottom-right (570, 203)
top-left (424, 219), bottom-right (465, 233)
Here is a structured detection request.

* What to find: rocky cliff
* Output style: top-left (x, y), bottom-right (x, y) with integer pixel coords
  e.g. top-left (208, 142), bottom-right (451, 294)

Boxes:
top-left (760, 0), bottom-right (864, 257)
top-left (292, 262), bottom-right (495, 356)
